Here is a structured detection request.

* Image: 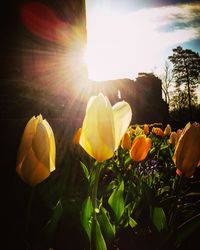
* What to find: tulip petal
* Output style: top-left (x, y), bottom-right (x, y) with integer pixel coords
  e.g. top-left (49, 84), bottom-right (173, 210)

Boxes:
top-left (112, 101), bottom-right (132, 150)
top-left (42, 119), bottom-right (56, 172)
top-left (173, 122), bottom-right (200, 175)
top-left (80, 93), bottom-right (115, 161)
top-left (20, 148), bottom-right (50, 186)
top-left (32, 120), bottom-right (51, 170)
top-left (16, 116), bottom-right (39, 166)
top-left (130, 136), bottom-right (151, 162)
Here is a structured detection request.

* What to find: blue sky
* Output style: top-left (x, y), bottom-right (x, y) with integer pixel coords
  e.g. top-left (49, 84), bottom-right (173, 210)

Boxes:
top-left (85, 0), bottom-right (200, 81)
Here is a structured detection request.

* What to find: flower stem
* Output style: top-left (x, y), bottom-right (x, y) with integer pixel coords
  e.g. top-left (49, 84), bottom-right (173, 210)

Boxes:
top-left (92, 164), bottom-right (102, 214)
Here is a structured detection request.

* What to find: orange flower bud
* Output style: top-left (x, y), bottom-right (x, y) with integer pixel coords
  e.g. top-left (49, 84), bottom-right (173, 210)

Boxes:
top-left (73, 128), bottom-right (82, 145)
top-left (130, 135), bottom-right (152, 162)
top-left (173, 122), bottom-right (200, 177)
top-left (143, 124), bottom-right (149, 135)
top-left (121, 132), bottom-right (131, 149)
top-left (152, 127), bottom-right (164, 137)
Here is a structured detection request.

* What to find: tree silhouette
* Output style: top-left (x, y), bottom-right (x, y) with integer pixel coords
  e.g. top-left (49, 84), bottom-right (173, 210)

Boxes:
top-left (168, 46), bottom-right (200, 121)
top-left (160, 60), bottom-right (173, 105)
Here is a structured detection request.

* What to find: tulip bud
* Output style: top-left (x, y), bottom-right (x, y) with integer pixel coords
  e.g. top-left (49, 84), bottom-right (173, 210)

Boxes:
top-left (164, 124), bottom-right (171, 136)
top-left (173, 122), bottom-right (200, 177)
top-left (121, 132), bottom-right (131, 149)
top-left (143, 124), bottom-right (149, 135)
top-left (152, 127), bottom-right (164, 137)
top-left (135, 126), bottom-right (143, 136)
top-left (169, 131), bottom-right (177, 145)
top-left (79, 93), bottom-right (132, 162)
top-left (130, 135), bottom-right (152, 162)
top-left (16, 115), bottom-right (56, 186)
top-left (176, 129), bottom-right (182, 142)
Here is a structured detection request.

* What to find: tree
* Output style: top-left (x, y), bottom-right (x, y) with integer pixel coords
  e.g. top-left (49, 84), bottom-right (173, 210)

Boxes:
top-left (168, 46), bottom-right (200, 121)
top-left (160, 60), bottom-right (173, 105)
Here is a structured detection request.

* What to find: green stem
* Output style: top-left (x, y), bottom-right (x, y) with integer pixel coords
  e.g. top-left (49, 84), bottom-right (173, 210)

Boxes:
top-left (90, 164), bottom-right (103, 250)
top-left (92, 164), bottom-right (102, 214)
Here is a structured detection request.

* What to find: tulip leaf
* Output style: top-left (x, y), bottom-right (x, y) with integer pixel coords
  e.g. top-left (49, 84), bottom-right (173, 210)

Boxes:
top-left (125, 156), bottom-right (132, 166)
top-left (80, 196), bottom-right (93, 241)
top-left (80, 161), bottom-right (90, 181)
top-left (93, 220), bottom-right (107, 250)
top-left (175, 213), bottom-right (200, 248)
top-left (97, 207), bottom-right (115, 244)
top-left (129, 217), bottom-right (138, 228)
top-left (108, 181), bottom-right (124, 224)
top-left (152, 207), bottom-right (167, 232)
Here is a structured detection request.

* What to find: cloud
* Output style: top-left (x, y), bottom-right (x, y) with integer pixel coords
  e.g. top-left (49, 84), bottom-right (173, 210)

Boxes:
top-left (86, 2), bottom-right (200, 80)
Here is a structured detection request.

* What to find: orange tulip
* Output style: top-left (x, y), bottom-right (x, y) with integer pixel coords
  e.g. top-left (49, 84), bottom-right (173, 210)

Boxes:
top-left (143, 124), bottom-right (149, 135)
top-left (16, 115), bottom-right (56, 186)
top-left (73, 128), bottom-right (82, 145)
top-left (130, 135), bottom-right (152, 161)
top-left (121, 132), bottom-right (131, 149)
top-left (173, 122), bottom-right (200, 177)
top-left (152, 127), bottom-right (164, 137)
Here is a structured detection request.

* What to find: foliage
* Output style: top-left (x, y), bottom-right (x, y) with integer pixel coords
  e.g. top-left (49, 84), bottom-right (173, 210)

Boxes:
top-left (168, 46), bottom-right (200, 120)
top-left (79, 124), bottom-right (200, 250)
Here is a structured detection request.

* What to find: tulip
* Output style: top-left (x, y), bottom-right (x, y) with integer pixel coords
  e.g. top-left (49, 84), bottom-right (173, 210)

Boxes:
top-left (135, 126), bottom-right (143, 136)
top-left (73, 128), bottom-right (82, 145)
top-left (152, 127), bottom-right (164, 137)
top-left (173, 122), bottom-right (200, 177)
top-left (176, 129), bottom-right (182, 142)
top-left (121, 132), bottom-right (131, 149)
top-left (79, 93), bottom-right (132, 162)
top-left (169, 131), bottom-right (177, 145)
top-left (164, 124), bottom-right (171, 136)
top-left (130, 135), bottom-right (152, 162)
top-left (143, 124), bottom-right (149, 135)
top-left (16, 115), bottom-right (56, 186)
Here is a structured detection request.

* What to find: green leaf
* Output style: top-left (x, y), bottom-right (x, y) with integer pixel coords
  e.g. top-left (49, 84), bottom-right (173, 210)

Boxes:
top-left (125, 156), bottom-right (132, 166)
top-left (80, 196), bottom-right (93, 241)
top-left (176, 213), bottom-right (200, 247)
top-left (80, 161), bottom-right (90, 181)
top-left (108, 181), bottom-right (124, 223)
top-left (97, 207), bottom-right (115, 243)
top-left (93, 220), bottom-right (107, 250)
top-left (129, 217), bottom-right (137, 228)
top-left (152, 207), bottom-right (167, 232)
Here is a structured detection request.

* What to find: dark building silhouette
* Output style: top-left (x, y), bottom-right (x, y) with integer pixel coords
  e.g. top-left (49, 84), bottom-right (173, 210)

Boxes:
top-left (86, 73), bottom-right (169, 125)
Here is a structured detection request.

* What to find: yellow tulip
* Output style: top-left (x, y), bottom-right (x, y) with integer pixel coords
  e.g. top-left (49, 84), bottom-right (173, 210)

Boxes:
top-left (121, 132), bottom-right (131, 149)
top-left (130, 135), bottom-right (152, 162)
top-left (176, 129), bottom-right (182, 142)
top-left (73, 128), bottom-right (82, 145)
top-left (169, 131), bottom-right (177, 145)
top-left (79, 93), bottom-right (132, 162)
top-left (164, 124), bottom-right (171, 136)
top-left (173, 122), bottom-right (200, 177)
top-left (16, 115), bottom-right (56, 186)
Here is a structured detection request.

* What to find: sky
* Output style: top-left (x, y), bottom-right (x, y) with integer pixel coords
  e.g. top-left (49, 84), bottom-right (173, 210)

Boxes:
top-left (85, 0), bottom-right (200, 81)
